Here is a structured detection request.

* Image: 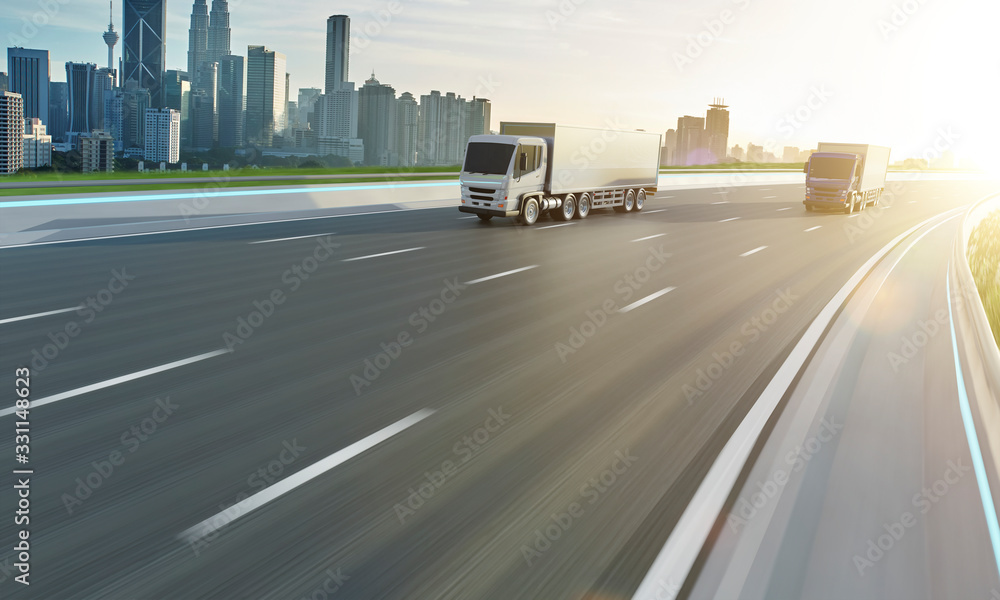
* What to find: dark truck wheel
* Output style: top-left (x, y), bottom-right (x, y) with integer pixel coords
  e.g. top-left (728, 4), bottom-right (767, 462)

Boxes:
top-left (477, 214), bottom-right (493, 222)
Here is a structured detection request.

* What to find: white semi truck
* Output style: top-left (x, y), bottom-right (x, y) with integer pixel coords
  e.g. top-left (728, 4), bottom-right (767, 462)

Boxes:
top-left (804, 143), bottom-right (891, 214)
top-left (459, 122), bottom-right (662, 225)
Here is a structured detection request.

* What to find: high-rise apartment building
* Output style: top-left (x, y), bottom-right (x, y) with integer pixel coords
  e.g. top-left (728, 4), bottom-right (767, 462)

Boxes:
top-left (675, 115), bottom-right (707, 166)
top-left (144, 107), bottom-right (180, 163)
top-left (395, 92), bottom-right (418, 167)
top-left (23, 118), bottom-right (52, 168)
top-left (123, 0), bottom-right (166, 106)
top-left (358, 72), bottom-right (396, 166)
top-left (417, 91), bottom-right (471, 166)
top-left (661, 128), bottom-right (677, 166)
top-left (0, 91), bottom-right (24, 174)
top-left (80, 130), bottom-right (115, 172)
top-left (217, 54), bottom-right (244, 148)
top-left (7, 48), bottom-right (50, 127)
top-left (245, 45), bottom-right (286, 147)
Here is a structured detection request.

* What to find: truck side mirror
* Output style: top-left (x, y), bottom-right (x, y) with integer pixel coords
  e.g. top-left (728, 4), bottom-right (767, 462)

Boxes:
top-left (803, 163), bottom-right (808, 173)
top-left (519, 154), bottom-right (527, 172)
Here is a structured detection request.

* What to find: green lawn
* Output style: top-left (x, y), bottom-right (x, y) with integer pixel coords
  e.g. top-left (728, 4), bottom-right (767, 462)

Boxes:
top-left (0, 175), bottom-right (460, 198)
top-left (968, 209), bottom-right (1000, 345)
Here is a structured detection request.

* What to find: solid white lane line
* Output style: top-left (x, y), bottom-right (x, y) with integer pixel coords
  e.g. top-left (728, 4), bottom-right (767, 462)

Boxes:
top-left (805, 226), bottom-right (822, 232)
top-left (763, 196), bottom-right (777, 199)
top-left (0, 306), bottom-right (82, 326)
top-left (718, 217), bottom-right (741, 223)
top-left (644, 209), bottom-right (667, 214)
top-left (713, 191), bottom-right (728, 195)
top-left (848, 214), bottom-right (860, 218)
top-left (249, 232), bottom-right (336, 244)
top-left (0, 350), bottom-right (230, 418)
top-left (619, 287), bottom-right (676, 314)
top-left (341, 247), bottom-right (424, 262)
top-left (661, 196), bottom-right (675, 199)
top-left (632, 234), bottom-right (666, 242)
top-left (178, 409), bottom-right (436, 544)
top-left (776, 207), bottom-right (792, 212)
top-left (458, 216), bottom-right (478, 220)
top-left (630, 208), bottom-right (967, 600)
top-left (740, 246), bottom-right (767, 257)
top-left (465, 265), bottom-right (539, 285)
top-left (537, 223), bottom-right (576, 230)
top-left (712, 201), bottom-right (729, 205)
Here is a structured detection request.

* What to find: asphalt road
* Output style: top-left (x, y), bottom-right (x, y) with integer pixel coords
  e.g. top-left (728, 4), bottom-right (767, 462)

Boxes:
top-left (0, 179), bottom-right (997, 599)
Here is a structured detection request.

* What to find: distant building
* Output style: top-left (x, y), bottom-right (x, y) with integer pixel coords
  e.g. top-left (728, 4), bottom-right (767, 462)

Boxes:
top-left (163, 69), bottom-right (191, 148)
top-left (246, 45), bottom-right (286, 147)
top-left (92, 67), bottom-right (115, 130)
top-left (207, 0), bottom-right (232, 65)
top-left (325, 15), bottom-right (350, 93)
top-left (395, 91), bottom-right (418, 167)
top-left (123, 0), bottom-right (166, 106)
top-left (80, 129), bottom-right (115, 172)
top-left (22, 118), bottom-right (52, 168)
top-left (103, 88), bottom-right (125, 151)
top-left (297, 87), bottom-right (321, 130)
top-left (47, 81), bottom-right (69, 142)
top-left (187, 0), bottom-right (209, 77)
top-left (0, 91), bottom-right (25, 174)
top-left (102, 1), bottom-right (120, 82)
top-left (705, 98), bottom-right (729, 163)
top-left (7, 48), bottom-right (50, 127)
top-left (675, 115), bottom-right (707, 166)
top-left (217, 54), bottom-right (244, 148)
top-left (358, 72), bottom-right (396, 166)
top-left (144, 107), bottom-right (179, 163)
top-left (191, 61), bottom-right (218, 150)
top-left (661, 128), bottom-right (677, 166)
top-left (0, 72), bottom-right (7, 92)
top-left (747, 143), bottom-right (764, 163)
top-left (119, 79), bottom-right (150, 151)
top-left (417, 90), bottom-right (472, 166)
top-left (66, 62), bottom-right (97, 138)
top-left (466, 97), bottom-right (491, 138)
top-left (782, 146), bottom-right (800, 163)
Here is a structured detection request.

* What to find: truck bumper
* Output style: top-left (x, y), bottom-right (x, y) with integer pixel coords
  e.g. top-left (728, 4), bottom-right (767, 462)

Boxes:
top-left (803, 199), bottom-right (848, 209)
top-left (459, 206), bottom-right (520, 218)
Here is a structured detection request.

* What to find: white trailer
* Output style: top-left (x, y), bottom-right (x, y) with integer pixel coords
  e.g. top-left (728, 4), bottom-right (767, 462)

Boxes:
top-left (459, 122), bottom-right (661, 225)
top-left (804, 143), bottom-right (891, 213)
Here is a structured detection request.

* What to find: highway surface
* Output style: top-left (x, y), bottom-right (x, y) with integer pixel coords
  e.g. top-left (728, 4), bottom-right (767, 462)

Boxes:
top-left (1, 179), bottom-right (998, 599)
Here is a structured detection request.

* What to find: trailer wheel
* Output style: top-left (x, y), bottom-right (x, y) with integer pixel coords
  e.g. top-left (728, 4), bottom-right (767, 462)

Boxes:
top-left (554, 194), bottom-right (575, 221)
top-left (477, 214), bottom-right (493, 222)
top-left (520, 197), bottom-right (540, 226)
top-left (575, 193), bottom-right (591, 219)
top-left (615, 189), bottom-right (636, 213)
top-left (635, 189), bottom-right (646, 212)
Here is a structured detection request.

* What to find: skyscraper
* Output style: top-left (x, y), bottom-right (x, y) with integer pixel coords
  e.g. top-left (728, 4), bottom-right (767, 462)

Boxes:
top-left (47, 81), bottom-right (68, 142)
top-left (466, 97), bottom-right (491, 137)
top-left (164, 70), bottom-right (191, 148)
top-left (7, 48), bottom-right (50, 126)
top-left (103, 1), bottom-right (119, 84)
top-left (705, 98), bottom-right (730, 163)
top-left (66, 62), bottom-right (97, 136)
top-left (417, 91), bottom-right (469, 166)
top-left (191, 61), bottom-right (217, 149)
top-left (395, 92), bottom-right (418, 167)
top-left (93, 67), bottom-right (115, 131)
top-left (217, 54), bottom-right (244, 148)
top-left (187, 0), bottom-right (209, 78)
top-left (0, 91), bottom-right (24, 174)
top-left (0, 72), bottom-right (7, 92)
top-left (297, 87), bottom-right (321, 129)
top-left (207, 0), bottom-right (231, 65)
top-left (245, 45), bottom-right (286, 147)
top-left (325, 15), bottom-right (350, 93)
top-left (123, 0), bottom-right (166, 107)
top-left (358, 71), bottom-right (396, 166)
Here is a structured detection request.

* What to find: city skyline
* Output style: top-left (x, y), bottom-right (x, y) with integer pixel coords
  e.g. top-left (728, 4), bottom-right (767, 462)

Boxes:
top-left (3, 0), bottom-right (999, 166)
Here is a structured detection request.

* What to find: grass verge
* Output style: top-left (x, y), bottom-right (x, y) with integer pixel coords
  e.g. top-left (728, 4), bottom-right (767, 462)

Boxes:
top-left (967, 209), bottom-right (1000, 345)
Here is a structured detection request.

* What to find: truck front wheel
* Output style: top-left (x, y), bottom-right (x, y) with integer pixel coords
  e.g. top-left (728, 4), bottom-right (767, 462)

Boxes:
top-left (520, 197), bottom-right (540, 225)
top-left (844, 194), bottom-right (855, 214)
top-left (554, 194), bottom-right (575, 221)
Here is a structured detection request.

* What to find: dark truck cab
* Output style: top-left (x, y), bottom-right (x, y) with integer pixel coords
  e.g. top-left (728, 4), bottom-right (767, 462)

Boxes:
top-left (804, 143), bottom-right (890, 214)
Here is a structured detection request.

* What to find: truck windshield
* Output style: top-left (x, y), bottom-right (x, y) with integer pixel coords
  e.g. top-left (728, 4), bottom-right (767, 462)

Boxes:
top-left (808, 157), bottom-right (855, 180)
top-left (463, 143), bottom-right (515, 175)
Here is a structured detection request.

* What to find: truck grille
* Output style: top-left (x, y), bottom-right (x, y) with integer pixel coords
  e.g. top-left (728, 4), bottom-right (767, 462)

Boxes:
top-left (469, 187), bottom-right (496, 194)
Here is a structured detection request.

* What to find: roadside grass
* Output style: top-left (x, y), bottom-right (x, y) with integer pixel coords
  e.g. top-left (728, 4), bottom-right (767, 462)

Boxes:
top-left (2, 165), bottom-right (462, 184)
top-left (968, 209), bottom-right (1000, 344)
top-left (0, 175), bottom-right (460, 198)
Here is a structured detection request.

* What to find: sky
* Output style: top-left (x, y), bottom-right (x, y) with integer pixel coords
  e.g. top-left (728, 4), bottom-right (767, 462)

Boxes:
top-left (4, 0), bottom-right (1000, 167)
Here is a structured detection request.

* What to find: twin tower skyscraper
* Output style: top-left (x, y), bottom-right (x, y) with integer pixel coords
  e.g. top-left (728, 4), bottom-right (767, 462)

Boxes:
top-left (187, 0), bottom-right (231, 75)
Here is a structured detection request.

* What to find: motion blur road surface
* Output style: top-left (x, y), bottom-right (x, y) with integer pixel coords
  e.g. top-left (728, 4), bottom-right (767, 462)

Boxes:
top-left (1, 179), bottom-right (998, 599)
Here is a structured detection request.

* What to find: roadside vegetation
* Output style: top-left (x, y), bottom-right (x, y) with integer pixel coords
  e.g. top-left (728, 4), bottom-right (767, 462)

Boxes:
top-left (967, 210), bottom-right (1000, 344)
